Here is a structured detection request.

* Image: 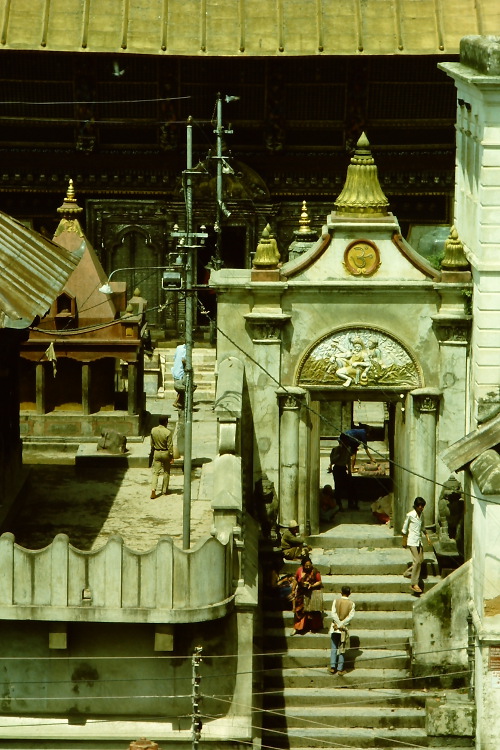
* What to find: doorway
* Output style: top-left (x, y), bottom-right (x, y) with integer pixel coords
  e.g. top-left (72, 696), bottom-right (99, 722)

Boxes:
top-left (308, 392), bottom-right (402, 535)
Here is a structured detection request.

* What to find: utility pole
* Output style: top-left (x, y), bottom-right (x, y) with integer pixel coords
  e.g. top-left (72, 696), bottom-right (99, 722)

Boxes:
top-left (191, 646), bottom-right (203, 750)
top-left (212, 92), bottom-right (237, 270)
top-left (183, 116), bottom-right (194, 552)
top-left (172, 117), bottom-right (207, 550)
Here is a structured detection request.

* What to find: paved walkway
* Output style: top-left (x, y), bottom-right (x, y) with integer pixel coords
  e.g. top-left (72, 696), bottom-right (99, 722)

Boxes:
top-left (11, 401), bottom-right (218, 552)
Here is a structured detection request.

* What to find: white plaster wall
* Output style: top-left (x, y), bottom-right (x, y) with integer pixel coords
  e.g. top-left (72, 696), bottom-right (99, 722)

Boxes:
top-left (472, 490), bottom-right (500, 607)
top-left (450, 75), bottom-right (500, 415)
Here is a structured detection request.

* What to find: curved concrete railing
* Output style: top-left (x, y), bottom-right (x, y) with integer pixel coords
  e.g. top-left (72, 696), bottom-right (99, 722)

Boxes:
top-left (0, 531), bottom-right (234, 623)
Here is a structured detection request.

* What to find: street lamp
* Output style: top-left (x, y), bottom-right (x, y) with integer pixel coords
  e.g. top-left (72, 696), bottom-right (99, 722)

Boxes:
top-left (98, 266), bottom-right (181, 295)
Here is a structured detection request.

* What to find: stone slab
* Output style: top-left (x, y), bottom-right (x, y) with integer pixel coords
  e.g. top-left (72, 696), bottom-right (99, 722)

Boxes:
top-left (75, 441), bottom-right (150, 468)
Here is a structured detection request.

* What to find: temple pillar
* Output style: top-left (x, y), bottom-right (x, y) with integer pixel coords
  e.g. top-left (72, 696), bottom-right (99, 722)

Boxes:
top-left (278, 388), bottom-right (306, 528)
top-left (36, 363), bottom-right (46, 415)
top-left (408, 389), bottom-right (441, 523)
top-left (243, 311), bottom-right (290, 498)
top-left (128, 362), bottom-right (138, 415)
top-left (82, 363), bottom-right (91, 415)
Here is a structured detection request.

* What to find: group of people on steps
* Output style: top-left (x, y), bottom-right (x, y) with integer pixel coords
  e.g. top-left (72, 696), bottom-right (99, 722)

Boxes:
top-left (274, 491), bottom-right (431, 673)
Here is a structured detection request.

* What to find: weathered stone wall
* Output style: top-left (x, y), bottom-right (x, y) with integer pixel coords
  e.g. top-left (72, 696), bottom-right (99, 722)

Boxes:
top-left (412, 560), bottom-right (469, 683)
top-left (0, 532), bottom-right (235, 623)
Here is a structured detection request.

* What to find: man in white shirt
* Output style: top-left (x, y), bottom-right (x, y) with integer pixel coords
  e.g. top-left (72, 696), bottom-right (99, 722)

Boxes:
top-left (329, 586), bottom-right (355, 675)
top-left (402, 496), bottom-right (431, 593)
top-left (171, 342), bottom-right (186, 409)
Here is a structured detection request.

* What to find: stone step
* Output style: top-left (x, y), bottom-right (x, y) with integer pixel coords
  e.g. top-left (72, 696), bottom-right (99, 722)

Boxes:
top-left (162, 389), bottom-right (216, 404)
top-left (264, 648), bottom-right (410, 671)
top-left (264, 704), bottom-right (425, 729)
top-left (306, 524), bottom-right (403, 549)
top-left (322, 574), bottom-right (439, 594)
top-left (263, 628), bottom-right (411, 650)
top-left (264, 667), bottom-right (415, 690)
top-left (297, 547), bottom-right (438, 576)
top-left (263, 686), bottom-right (431, 709)
top-left (265, 573), bottom-right (440, 594)
top-left (265, 730), bottom-right (473, 749)
top-left (262, 725), bottom-right (473, 748)
top-left (264, 609), bottom-right (414, 629)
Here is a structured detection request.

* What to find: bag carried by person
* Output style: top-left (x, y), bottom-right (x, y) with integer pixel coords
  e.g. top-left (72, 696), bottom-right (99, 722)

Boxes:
top-left (304, 588), bottom-right (324, 612)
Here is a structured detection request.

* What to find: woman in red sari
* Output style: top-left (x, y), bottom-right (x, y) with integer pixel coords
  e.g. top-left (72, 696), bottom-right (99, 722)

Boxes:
top-left (291, 556), bottom-right (323, 635)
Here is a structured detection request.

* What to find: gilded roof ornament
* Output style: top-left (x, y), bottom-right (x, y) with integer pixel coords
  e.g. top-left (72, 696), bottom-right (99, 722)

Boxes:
top-left (298, 201), bottom-right (311, 233)
top-left (334, 133), bottom-right (389, 217)
top-left (288, 200), bottom-right (318, 261)
top-left (441, 226), bottom-right (470, 271)
top-left (253, 224), bottom-right (280, 268)
top-left (54, 179), bottom-right (84, 238)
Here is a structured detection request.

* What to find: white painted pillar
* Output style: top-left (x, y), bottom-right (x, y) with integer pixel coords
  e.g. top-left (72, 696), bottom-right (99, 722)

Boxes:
top-left (278, 388), bottom-right (305, 527)
top-left (409, 389), bottom-right (440, 518)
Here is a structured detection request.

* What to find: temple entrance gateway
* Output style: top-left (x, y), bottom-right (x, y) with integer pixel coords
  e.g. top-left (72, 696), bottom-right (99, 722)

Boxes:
top-left (295, 326), bottom-right (424, 534)
top-left (213, 134), bottom-right (471, 543)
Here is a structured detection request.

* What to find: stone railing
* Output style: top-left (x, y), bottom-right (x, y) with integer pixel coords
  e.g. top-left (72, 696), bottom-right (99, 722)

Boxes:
top-left (0, 531), bottom-right (234, 623)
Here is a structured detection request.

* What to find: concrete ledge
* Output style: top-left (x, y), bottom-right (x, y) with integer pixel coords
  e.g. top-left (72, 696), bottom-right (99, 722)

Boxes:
top-left (75, 441), bottom-right (150, 469)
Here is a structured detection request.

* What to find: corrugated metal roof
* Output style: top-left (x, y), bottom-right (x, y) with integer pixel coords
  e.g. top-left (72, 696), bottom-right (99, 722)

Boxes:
top-left (0, 0), bottom-right (497, 56)
top-left (0, 213), bottom-right (79, 328)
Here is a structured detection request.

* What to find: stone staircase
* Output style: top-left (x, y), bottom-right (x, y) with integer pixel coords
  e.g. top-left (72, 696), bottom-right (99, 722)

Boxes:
top-left (153, 345), bottom-right (216, 404)
top-left (259, 509), bottom-right (472, 749)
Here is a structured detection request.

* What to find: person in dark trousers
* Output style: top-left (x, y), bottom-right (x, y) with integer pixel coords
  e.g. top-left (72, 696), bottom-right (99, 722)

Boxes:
top-left (327, 441), bottom-right (351, 511)
top-left (150, 415), bottom-right (174, 499)
top-left (339, 424), bottom-right (377, 473)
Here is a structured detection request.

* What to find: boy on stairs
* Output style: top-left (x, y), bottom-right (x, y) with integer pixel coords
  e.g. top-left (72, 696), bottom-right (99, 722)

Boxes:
top-left (328, 585), bottom-right (355, 675)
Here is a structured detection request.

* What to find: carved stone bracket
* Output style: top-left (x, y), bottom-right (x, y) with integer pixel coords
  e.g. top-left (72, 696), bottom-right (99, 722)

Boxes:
top-left (277, 387), bottom-right (307, 410)
top-left (432, 316), bottom-right (471, 345)
top-left (244, 312), bottom-right (291, 342)
top-left (411, 388), bottom-right (441, 414)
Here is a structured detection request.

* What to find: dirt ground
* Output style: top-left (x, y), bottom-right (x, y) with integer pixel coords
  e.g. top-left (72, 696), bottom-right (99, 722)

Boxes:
top-left (9, 465), bottom-right (213, 552)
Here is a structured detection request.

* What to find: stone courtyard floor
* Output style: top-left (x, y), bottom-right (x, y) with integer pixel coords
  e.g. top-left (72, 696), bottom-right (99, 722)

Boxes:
top-left (8, 401), bottom-right (217, 552)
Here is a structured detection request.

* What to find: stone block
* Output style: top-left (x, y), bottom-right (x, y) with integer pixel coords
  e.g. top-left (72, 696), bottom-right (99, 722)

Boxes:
top-left (480, 166), bottom-right (500, 187)
top-left (154, 624), bottom-right (174, 651)
top-left (460, 35), bottom-right (500, 76)
top-left (425, 696), bottom-right (475, 736)
top-left (143, 369), bottom-right (161, 395)
top-left (49, 622), bottom-right (67, 650)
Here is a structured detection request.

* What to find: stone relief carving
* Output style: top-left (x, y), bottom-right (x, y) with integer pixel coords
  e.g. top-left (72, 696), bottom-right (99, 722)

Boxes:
top-left (477, 387), bottom-right (500, 425)
top-left (437, 475), bottom-right (464, 559)
top-left (433, 322), bottom-right (470, 344)
top-left (343, 239), bottom-right (381, 277)
top-left (298, 328), bottom-right (421, 389)
top-left (253, 475), bottom-right (279, 540)
top-left (414, 395), bottom-right (439, 413)
top-left (252, 323), bottom-right (281, 340)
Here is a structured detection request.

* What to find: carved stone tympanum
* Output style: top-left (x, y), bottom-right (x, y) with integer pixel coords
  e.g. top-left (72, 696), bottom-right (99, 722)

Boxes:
top-left (297, 328), bottom-right (421, 389)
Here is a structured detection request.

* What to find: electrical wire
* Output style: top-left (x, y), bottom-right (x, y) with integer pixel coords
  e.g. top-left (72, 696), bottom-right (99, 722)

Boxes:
top-left (1, 96), bottom-right (192, 106)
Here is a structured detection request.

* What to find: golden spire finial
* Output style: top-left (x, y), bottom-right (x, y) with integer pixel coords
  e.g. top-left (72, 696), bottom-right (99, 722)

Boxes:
top-left (334, 133), bottom-right (389, 217)
top-left (54, 178), bottom-right (84, 239)
top-left (298, 201), bottom-right (311, 234)
top-left (253, 224), bottom-right (280, 268)
top-left (57, 179), bottom-right (83, 217)
top-left (441, 226), bottom-right (470, 271)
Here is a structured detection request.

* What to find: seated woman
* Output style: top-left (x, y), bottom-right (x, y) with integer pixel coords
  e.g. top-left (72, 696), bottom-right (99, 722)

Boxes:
top-left (319, 484), bottom-right (339, 522)
top-left (291, 556), bottom-right (323, 636)
top-left (371, 493), bottom-right (393, 526)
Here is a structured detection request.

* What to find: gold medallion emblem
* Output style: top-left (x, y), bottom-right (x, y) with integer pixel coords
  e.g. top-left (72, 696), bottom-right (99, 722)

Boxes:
top-left (344, 239), bottom-right (380, 276)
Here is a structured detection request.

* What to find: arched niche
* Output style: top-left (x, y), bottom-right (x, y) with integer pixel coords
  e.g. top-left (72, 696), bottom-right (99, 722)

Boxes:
top-left (296, 326), bottom-right (423, 391)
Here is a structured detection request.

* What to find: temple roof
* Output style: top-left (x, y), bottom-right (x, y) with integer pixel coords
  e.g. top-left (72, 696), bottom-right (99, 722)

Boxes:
top-left (0, 213), bottom-right (78, 328)
top-left (0, 0), bottom-right (497, 56)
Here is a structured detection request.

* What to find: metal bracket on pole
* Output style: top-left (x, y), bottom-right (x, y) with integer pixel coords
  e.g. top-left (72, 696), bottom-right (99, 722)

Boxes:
top-left (191, 646), bottom-right (203, 750)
